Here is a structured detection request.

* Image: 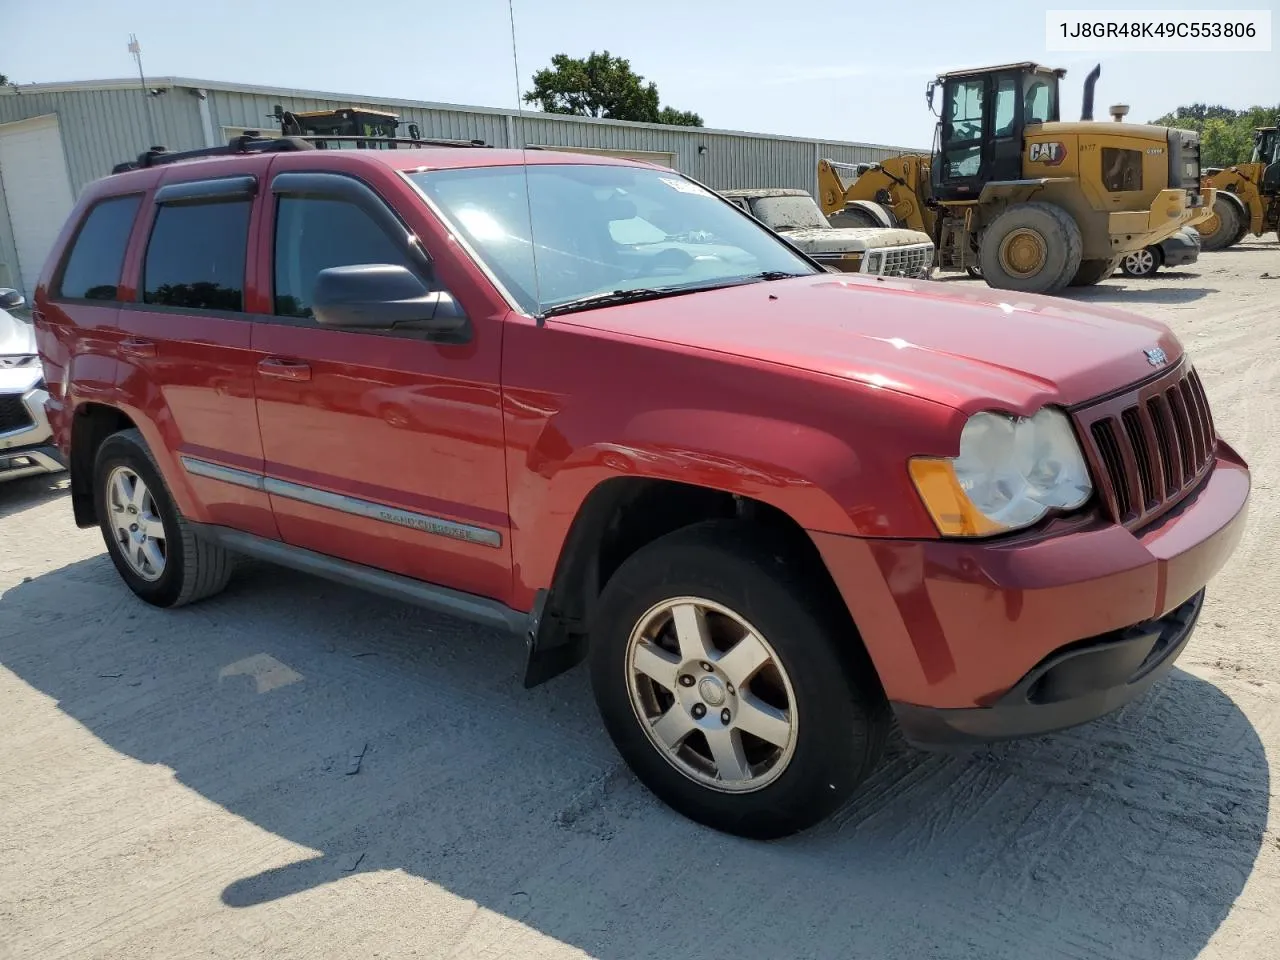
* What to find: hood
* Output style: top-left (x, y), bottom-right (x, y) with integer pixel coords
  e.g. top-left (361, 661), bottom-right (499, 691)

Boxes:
top-left (0, 308), bottom-right (36, 358)
top-left (555, 274), bottom-right (1181, 413)
top-left (780, 227), bottom-right (930, 255)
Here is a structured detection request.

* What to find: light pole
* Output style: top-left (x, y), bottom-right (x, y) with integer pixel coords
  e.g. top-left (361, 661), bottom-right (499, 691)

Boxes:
top-left (128, 34), bottom-right (159, 147)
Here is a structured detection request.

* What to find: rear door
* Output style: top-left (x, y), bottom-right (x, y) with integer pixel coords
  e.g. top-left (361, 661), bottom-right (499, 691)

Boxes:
top-left (115, 159), bottom-right (277, 540)
top-left (250, 167), bottom-right (510, 601)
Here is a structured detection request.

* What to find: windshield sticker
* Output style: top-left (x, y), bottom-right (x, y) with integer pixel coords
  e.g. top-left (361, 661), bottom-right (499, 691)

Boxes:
top-left (659, 177), bottom-right (712, 197)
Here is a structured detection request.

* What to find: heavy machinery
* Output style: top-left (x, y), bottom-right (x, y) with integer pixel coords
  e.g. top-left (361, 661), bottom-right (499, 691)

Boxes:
top-left (817, 62), bottom-right (1215, 293)
top-left (265, 105), bottom-right (481, 149)
top-left (1195, 126), bottom-right (1280, 250)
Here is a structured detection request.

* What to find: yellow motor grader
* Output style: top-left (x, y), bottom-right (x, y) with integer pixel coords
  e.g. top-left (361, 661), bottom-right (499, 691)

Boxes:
top-left (1195, 126), bottom-right (1280, 250)
top-left (817, 62), bottom-right (1216, 293)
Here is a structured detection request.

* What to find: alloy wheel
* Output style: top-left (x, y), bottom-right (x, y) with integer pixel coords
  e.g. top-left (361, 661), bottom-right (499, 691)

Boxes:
top-left (625, 597), bottom-right (798, 793)
top-left (106, 466), bottom-right (168, 581)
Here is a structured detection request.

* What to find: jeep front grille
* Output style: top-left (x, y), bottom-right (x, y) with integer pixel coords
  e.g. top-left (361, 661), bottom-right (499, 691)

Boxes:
top-left (1075, 362), bottom-right (1215, 527)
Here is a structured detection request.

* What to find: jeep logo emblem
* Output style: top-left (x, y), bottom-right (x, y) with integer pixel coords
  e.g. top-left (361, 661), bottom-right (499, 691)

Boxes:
top-left (1029, 141), bottom-right (1067, 166)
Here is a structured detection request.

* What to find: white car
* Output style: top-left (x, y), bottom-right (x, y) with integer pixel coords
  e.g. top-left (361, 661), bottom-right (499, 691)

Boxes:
top-left (721, 188), bottom-right (935, 278)
top-left (1, 289), bottom-right (65, 482)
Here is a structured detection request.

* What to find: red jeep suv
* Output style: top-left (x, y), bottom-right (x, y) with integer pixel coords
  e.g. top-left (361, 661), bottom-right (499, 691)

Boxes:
top-left (32, 136), bottom-right (1250, 838)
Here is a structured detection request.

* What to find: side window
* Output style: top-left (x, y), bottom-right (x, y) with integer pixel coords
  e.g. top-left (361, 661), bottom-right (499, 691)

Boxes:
top-left (1102, 148), bottom-right (1144, 192)
top-left (143, 200), bottom-right (251, 312)
top-left (273, 197), bottom-right (417, 318)
top-left (56, 195), bottom-right (142, 301)
top-left (942, 80), bottom-right (985, 178)
top-left (1024, 80), bottom-right (1053, 125)
top-left (992, 76), bottom-right (1017, 137)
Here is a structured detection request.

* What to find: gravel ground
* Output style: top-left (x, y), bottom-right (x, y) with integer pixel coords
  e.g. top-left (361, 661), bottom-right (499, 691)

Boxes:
top-left (2, 237), bottom-right (1278, 960)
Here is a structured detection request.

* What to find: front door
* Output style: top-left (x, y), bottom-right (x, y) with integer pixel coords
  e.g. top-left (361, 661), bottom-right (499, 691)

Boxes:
top-left (250, 169), bottom-right (511, 602)
top-left (116, 159), bottom-right (277, 540)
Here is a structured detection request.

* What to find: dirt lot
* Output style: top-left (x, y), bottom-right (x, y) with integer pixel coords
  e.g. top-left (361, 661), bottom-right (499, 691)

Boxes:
top-left (2, 237), bottom-right (1278, 960)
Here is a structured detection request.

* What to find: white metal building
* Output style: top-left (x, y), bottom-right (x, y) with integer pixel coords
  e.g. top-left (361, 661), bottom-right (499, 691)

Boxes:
top-left (0, 77), bottom-right (919, 297)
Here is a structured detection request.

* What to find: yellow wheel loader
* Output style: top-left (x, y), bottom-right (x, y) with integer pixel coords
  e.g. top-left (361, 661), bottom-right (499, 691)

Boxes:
top-left (817, 63), bottom-right (1216, 294)
top-left (1195, 127), bottom-right (1280, 250)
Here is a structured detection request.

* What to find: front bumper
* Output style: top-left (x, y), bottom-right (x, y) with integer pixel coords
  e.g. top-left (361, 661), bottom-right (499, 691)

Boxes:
top-left (1108, 187), bottom-right (1216, 254)
top-left (0, 385), bottom-right (65, 481)
top-left (894, 589), bottom-right (1204, 745)
top-left (1158, 229), bottom-right (1201, 267)
top-left (810, 441), bottom-right (1249, 744)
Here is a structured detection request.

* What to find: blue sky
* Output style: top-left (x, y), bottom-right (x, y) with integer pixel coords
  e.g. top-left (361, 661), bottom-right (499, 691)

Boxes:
top-left (3, 0), bottom-right (1276, 148)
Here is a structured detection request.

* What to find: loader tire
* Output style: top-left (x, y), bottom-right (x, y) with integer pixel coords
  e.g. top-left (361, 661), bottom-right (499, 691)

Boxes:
top-left (978, 202), bottom-right (1082, 294)
top-left (1198, 196), bottom-right (1241, 251)
top-left (1069, 256), bottom-right (1121, 286)
top-left (829, 207), bottom-right (883, 229)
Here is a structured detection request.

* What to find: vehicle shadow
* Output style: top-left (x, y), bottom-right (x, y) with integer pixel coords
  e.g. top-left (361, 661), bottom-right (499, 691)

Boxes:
top-left (1, 557), bottom-right (1269, 960)
top-left (1063, 284), bottom-right (1216, 305)
top-left (0, 472), bottom-right (70, 520)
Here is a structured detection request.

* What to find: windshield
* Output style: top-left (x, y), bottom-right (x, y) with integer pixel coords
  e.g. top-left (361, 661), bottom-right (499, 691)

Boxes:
top-left (748, 195), bottom-right (828, 231)
top-left (409, 164), bottom-right (816, 314)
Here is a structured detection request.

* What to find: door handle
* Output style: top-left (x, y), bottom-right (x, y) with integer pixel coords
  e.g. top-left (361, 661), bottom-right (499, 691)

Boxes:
top-left (120, 338), bottom-right (156, 358)
top-left (258, 358), bottom-right (312, 381)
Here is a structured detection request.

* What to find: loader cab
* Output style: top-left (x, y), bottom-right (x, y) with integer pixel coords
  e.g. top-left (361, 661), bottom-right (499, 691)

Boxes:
top-left (271, 106), bottom-right (422, 148)
top-left (1252, 128), bottom-right (1278, 165)
top-left (1256, 128), bottom-right (1280, 195)
top-left (929, 62), bottom-right (1064, 202)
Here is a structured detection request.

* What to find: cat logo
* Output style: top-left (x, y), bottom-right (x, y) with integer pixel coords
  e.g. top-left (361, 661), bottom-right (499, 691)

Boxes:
top-left (1029, 141), bottom-right (1067, 166)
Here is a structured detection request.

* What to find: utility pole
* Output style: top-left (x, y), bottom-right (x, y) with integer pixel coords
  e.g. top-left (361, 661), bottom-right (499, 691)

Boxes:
top-left (128, 34), bottom-right (159, 147)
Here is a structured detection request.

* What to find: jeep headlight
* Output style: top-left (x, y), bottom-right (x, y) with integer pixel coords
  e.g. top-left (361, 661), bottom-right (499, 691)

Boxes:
top-left (909, 408), bottom-right (1092, 536)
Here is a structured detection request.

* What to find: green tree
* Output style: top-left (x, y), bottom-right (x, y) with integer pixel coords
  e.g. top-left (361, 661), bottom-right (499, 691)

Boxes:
top-left (524, 51), bottom-right (703, 127)
top-left (1150, 102), bottom-right (1280, 167)
top-left (0, 74), bottom-right (8, 86)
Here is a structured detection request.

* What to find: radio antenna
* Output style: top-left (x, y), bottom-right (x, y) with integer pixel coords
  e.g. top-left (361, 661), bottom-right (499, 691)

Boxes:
top-left (507, 0), bottom-right (546, 325)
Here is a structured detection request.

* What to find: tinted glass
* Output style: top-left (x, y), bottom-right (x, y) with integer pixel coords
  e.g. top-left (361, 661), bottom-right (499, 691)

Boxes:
top-left (1102, 148), bottom-right (1144, 192)
top-left (992, 76), bottom-right (1017, 137)
top-left (410, 164), bottom-right (815, 314)
top-left (273, 197), bottom-right (413, 318)
top-left (57, 195), bottom-right (141, 301)
top-left (143, 200), bottom-right (251, 312)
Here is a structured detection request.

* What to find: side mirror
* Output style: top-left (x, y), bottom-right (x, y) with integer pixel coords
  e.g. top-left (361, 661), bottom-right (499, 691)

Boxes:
top-left (310, 264), bottom-right (468, 338)
top-left (0, 288), bottom-right (25, 310)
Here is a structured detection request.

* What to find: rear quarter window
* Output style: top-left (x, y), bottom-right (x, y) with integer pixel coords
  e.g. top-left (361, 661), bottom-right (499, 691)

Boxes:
top-left (55, 195), bottom-right (142, 301)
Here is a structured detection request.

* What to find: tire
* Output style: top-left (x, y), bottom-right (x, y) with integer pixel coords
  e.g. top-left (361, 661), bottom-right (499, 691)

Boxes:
top-left (1069, 256), bottom-right (1121, 286)
top-left (1121, 246), bottom-right (1161, 278)
top-left (978, 201), bottom-right (1082, 293)
top-left (588, 520), bottom-right (890, 839)
top-left (1198, 196), bottom-right (1241, 251)
top-left (828, 207), bottom-right (882, 229)
top-left (93, 428), bottom-right (235, 608)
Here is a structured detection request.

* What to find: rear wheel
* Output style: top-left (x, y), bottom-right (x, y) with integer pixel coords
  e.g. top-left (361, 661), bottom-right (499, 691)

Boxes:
top-left (588, 521), bottom-right (889, 839)
top-left (1069, 256), bottom-right (1121, 286)
top-left (1121, 246), bottom-right (1161, 277)
top-left (978, 202), bottom-right (1082, 293)
top-left (93, 429), bottom-right (235, 608)
top-left (1197, 196), bottom-right (1241, 251)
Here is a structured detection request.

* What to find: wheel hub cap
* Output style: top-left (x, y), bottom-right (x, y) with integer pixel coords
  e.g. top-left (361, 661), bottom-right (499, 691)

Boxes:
top-left (625, 597), bottom-right (798, 794)
top-left (106, 465), bottom-right (168, 582)
top-left (1000, 228), bottom-right (1048, 278)
top-left (698, 676), bottom-right (727, 706)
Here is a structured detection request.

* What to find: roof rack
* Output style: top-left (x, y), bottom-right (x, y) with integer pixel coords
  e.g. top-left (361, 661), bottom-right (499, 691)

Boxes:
top-left (112, 132), bottom-right (489, 174)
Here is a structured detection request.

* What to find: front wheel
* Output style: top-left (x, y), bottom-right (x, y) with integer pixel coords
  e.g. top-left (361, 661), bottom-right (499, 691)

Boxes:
top-left (978, 201), bottom-right (1083, 293)
top-left (588, 521), bottom-right (889, 839)
top-left (1121, 247), bottom-right (1161, 277)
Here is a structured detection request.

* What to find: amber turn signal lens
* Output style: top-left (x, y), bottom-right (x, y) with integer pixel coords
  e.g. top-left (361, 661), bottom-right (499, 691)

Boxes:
top-left (908, 458), bottom-right (1007, 538)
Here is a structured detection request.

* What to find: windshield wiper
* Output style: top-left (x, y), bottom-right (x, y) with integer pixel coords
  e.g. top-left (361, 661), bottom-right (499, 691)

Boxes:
top-left (751, 270), bottom-right (810, 280)
top-left (539, 287), bottom-right (689, 318)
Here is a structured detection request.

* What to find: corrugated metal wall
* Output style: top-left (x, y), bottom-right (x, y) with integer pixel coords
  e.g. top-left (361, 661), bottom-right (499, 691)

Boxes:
top-left (0, 78), bottom-right (919, 293)
top-left (0, 86), bottom-right (204, 192)
top-left (1, 79), bottom-right (919, 197)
